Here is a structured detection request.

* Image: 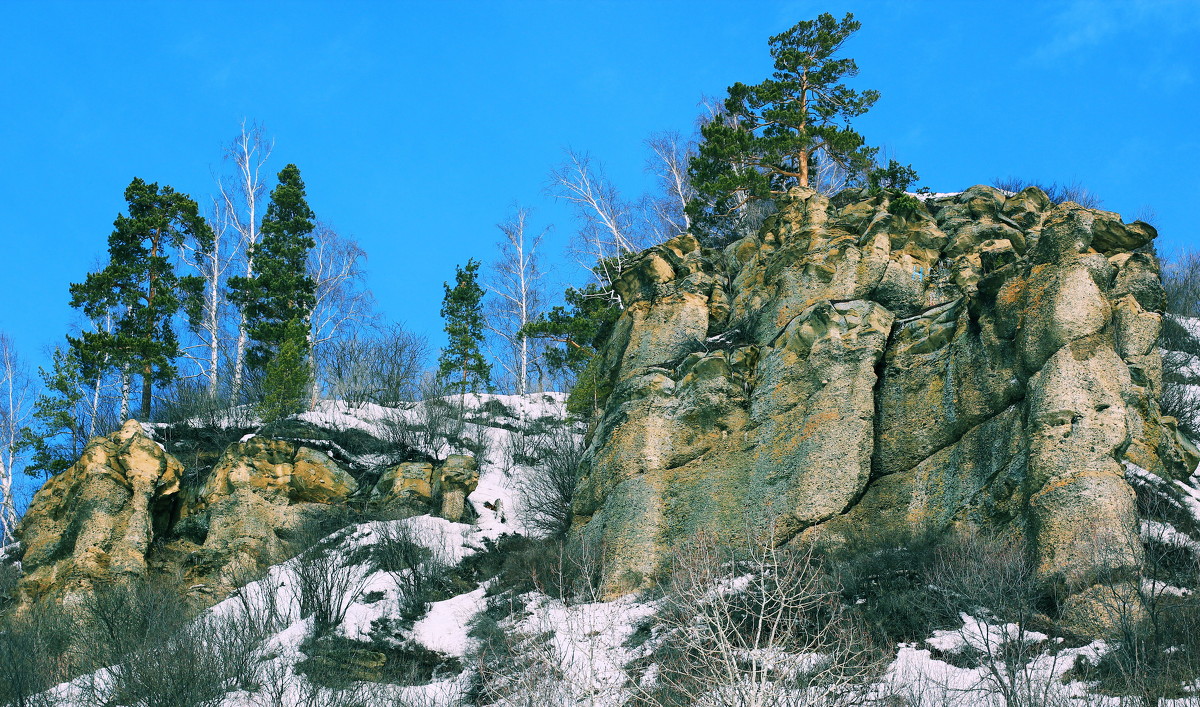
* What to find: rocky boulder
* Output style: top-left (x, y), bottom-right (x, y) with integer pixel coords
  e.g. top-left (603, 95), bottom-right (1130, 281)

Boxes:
top-left (178, 436), bottom-right (357, 584)
top-left (14, 426), bottom-right (360, 608)
top-left (437, 454), bottom-right (480, 523)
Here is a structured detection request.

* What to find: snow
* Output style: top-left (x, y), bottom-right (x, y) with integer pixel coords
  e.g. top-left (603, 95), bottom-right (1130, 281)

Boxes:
top-left (926, 613), bottom-right (1048, 654)
top-left (1142, 518), bottom-right (1200, 554)
top-left (884, 627), bottom-right (1110, 707)
top-left (499, 592), bottom-right (659, 707)
top-left (411, 584), bottom-right (489, 657)
top-left (911, 190), bottom-right (964, 201)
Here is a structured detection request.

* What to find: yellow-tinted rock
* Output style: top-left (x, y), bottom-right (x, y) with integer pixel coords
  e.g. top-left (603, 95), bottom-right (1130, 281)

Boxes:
top-left (439, 454), bottom-right (479, 522)
top-left (15, 420), bottom-right (184, 607)
top-left (374, 461), bottom-right (435, 501)
top-left (571, 185), bottom-right (1191, 632)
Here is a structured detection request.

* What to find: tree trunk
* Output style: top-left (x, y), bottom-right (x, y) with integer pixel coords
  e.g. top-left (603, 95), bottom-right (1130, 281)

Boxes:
top-left (119, 366), bottom-right (131, 421)
top-left (142, 365), bottom-right (153, 420)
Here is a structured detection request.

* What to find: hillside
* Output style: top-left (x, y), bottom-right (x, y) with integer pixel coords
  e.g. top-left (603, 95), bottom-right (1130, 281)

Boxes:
top-left (6, 186), bottom-right (1200, 706)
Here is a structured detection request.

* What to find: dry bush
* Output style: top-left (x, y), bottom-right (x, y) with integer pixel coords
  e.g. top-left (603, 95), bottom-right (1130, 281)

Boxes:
top-left (514, 422), bottom-right (585, 539)
top-left (926, 532), bottom-right (1067, 707)
top-left (294, 544), bottom-right (371, 637)
top-left (643, 532), bottom-right (882, 707)
top-left (1078, 514), bottom-right (1200, 706)
top-left (373, 521), bottom-right (453, 621)
top-left (990, 177), bottom-right (1102, 208)
top-left (75, 573), bottom-right (285, 707)
top-left (0, 598), bottom-right (79, 707)
top-left (1160, 249), bottom-right (1200, 439)
top-left (318, 324), bottom-right (428, 408)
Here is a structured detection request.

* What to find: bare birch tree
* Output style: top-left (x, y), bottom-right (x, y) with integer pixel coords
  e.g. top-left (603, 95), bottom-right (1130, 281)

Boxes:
top-left (486, 206), bottom-right (548, 395)
top-left (548, 149), bottom-right (647, 290)
top-left (0, 334), bottom-right (34, 543)
top-left (216, 121), bottom-right (273, 402)
top-left (178, 200), bottom-right (235, 395)
top-left (307, 222), bottom-right (375, 406)
top-left (643, 130), bottom-right (697, 241)
top-left (308, 221), bottom-right (375, 353)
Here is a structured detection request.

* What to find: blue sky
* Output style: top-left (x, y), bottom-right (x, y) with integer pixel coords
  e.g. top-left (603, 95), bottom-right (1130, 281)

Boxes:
top-left (1, 0), bottom-right (1198, 374)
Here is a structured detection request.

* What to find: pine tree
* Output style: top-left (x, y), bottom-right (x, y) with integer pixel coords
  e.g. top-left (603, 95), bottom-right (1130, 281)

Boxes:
top-left (521, 281), bottom-right (620, 416)
top-left (438, 259), bottom-right (491, 394)
top-left (688, 13), bottom-right (887, 225)
top-left (19, 347), bottom-right (87, 477)
top-left (228, 163), bottom-right (317, 372)
top-left (68, 178), bottom-right (212, 420)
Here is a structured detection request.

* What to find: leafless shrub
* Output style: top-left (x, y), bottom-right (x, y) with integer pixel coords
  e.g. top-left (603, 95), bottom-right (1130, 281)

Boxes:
top-left (293, 545), bottom-right (370, 637)
top-left (317, 323), bottom-right (428, 408)
top-left (1079, 503), bottom-right (1200, 706)
top-left (226, 563), bottom-right (289, 639)
top-left (383, 376), bottom-right (462, 460)
top-left (66, 573), bottom-right (280, 707)
top-left (515, 422), bottom-right (585, 539)
top-left (643, 531), bottom-right (882, 707)
top-left (105, 614), bottom-right (257, 707)
top-left (373, 521), bottom-right (452, 621)
top-left (0, 597), bottom-right (79, 707)
top-left (925, 532), bottom-right (1067, 707)
top-left (991, 176), bottom-right (1102, 208)
top-left (1160, 249), bottom-right (1200, 439)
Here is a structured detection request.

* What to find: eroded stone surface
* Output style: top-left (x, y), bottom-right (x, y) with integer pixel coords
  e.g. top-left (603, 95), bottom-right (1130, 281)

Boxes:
top-left (16, 421), bottom-right (183, 606)
top-left (573, 185), bottom-right (1187, 625)
top-left (15, 428), bottom-right (358, 608)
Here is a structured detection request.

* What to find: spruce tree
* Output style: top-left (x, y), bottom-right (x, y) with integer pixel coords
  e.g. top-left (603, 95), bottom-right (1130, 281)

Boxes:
top-left (688, 13), bottom-right (890, 225)
top-left (68, 178), bottom-right (211, 420)
top-left (438, 259), bottom-right (491, 394)
top-left (258, 318), bottom-right (311, 423)
top-left (228, 163), bottom-right (317, 371)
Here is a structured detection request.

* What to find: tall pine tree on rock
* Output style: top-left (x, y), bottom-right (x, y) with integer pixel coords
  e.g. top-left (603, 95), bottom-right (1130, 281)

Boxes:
top-left (438, 259), bottom-right (491, 394)
top-left (68, 178), bottom-right (211, 420)
top-left (228, 163), bottom-right (317, 383)
top-left (688, 13), bottom-right (886, 225)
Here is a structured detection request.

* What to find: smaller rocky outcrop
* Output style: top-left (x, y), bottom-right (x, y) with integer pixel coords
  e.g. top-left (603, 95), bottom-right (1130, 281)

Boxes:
top-left (374, 461), bottom-right (436, 503)
top-left (16, 420), bottom-right (183, 606)
top-left (15, 416), bottom-right (485, 611)
top-left (370, 454), bottom-right (480, 523)
top-left (438, 455), bottom-right (480, 522)
top-left (176, 436), bottom-right (359, 584)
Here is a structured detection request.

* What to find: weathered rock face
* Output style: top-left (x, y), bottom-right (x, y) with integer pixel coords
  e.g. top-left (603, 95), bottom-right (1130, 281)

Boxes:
top-left (176, 436), bottom-right (358, 583)
top-left (16, 420), bottom-right (183, 605)
top-left (438, 454), bottom-right (480, 522)
top-left (15, 428), bottom-right (358, 606)
top-left (572, 186), bottom-right (1197, 614)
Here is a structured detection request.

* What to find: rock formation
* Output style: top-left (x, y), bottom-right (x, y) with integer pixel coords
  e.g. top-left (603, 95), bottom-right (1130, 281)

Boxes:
top-left (14, 418), bottom-right (481, 609)
top-left (17, 420), bottom-right (183, 606)
top-left (571, 185), bottom-right (1197, 623)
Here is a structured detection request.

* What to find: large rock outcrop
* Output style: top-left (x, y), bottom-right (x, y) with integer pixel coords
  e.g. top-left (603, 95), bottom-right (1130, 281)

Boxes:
top-left (572, 186), bottom-right (1197, 616)
top-left (175, 436), bottom-right (359, 584)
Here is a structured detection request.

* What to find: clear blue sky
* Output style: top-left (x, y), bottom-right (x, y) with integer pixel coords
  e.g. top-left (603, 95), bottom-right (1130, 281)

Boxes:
top-left (1, 0), bottom-right (1198, 373)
